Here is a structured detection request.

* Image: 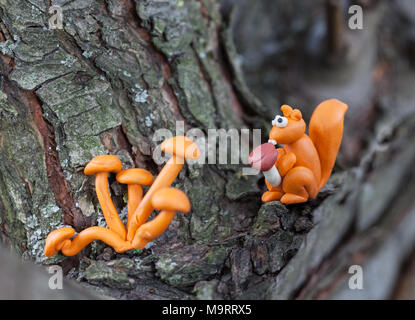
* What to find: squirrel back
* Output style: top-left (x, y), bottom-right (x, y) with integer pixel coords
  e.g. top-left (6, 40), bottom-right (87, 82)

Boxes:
top-left (309, 99), bottom-right (348, 190)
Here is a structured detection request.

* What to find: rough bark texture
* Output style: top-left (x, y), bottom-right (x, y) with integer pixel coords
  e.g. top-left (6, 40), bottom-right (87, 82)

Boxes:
top-left (0, 0), bottom-right (415, 299)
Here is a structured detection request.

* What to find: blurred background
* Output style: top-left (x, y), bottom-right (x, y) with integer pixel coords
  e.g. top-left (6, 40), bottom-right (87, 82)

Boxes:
top-left (222, 0), bottom-right (413, 165)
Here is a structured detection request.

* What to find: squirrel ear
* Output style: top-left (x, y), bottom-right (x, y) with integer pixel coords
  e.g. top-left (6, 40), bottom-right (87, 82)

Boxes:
top-left (291, 109), bottom-right (302, 120)
top-left (281, 105), bottom-right (293, 117)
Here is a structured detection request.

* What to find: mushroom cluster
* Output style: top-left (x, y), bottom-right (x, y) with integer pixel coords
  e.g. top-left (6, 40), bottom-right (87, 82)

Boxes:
top-left (44, 136), bottom-right (200, 257)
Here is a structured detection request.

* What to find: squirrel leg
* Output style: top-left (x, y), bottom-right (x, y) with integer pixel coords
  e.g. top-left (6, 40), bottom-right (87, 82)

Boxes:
top-left (262, 191), bottom-right (284, 202)
top-left (262, 180), bottom-right (284, 202)
top-left (277, 153), bottom-right (296, 176)
top-left (280, 166), bottom-right (318, 204)
top-left (280, 193), bottom-right (308, 204)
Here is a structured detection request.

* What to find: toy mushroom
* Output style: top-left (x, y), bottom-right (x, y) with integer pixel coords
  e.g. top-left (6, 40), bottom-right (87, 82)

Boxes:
top-left (248, 142), bottom-right (281, 187)
top-left (84, 155), bottom-right (126, 239)
top-left (127, 136), bottom-right (200, 242)
top-left (133, 188), bottom-right (190, 249)
top-left (44, 226), bottom-right (133, 257)
top-left (116, 168), bottom-right (154, 226)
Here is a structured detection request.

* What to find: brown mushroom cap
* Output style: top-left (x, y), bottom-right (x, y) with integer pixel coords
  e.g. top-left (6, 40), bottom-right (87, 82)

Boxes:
top-left (116, 168), bottom-right (154, 185)
top-left (161, 136), bottom-right (201, 159)
top-left (151, 187), bottom-right (191, 213)
top-left (248, 143), bottom-right (279, 171)
top-left (84, 155), bottom-right (122, 175)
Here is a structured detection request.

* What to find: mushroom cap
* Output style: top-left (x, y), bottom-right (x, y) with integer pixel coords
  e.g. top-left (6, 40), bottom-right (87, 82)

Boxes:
top-left (116, 168), bottom-right (154, 185)
top-left (151, 187), bottom-right (191, 213)
top-left (248, 142), bottom-right (279, 171)
top-left (84, 155), bottom-right (122, 175)
top-left (44, 227), bottom-right (75, 257)
top-left (161, 136), bottom-right (201, 159)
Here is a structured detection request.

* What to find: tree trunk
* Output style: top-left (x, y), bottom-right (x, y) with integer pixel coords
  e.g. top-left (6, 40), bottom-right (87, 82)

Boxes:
top-left (0, 0), bottom-right (414, 300)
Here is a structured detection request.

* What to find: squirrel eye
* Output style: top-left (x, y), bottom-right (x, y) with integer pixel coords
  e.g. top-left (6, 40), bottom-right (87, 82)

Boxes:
top-left (272, 115), bottom-right (288, 128)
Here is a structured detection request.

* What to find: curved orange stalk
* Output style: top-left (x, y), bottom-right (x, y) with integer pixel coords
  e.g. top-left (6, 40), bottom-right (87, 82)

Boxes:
top-left (44, 227), bottom-right (75, 257)
top-left (44, 226), bottom-right (133, 257)
top-left (127, 137), bottom-right (200, 242)
top-left (126, 156), bottom-right (183, 241)
top-left (132, 187), bottom-right (191, 248)
top-left (116, 168), bottom-right (153, 227)
top-left (127, 184), bottom-right (142, 226)
top-left (95, 173), bottom-right (127, 240)
top-left (133, 210), bottom-right (176, 249)
top-left (84, 155), bottom-right (126, 239)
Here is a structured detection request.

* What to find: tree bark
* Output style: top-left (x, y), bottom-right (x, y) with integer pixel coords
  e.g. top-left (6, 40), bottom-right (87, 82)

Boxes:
top-left (0, 0), bottom-right (414, 300)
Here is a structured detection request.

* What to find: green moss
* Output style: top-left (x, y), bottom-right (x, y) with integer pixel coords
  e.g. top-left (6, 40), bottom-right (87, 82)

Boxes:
top-left (0, 92), bottom-right (18, 117)
top-left (85, 260), bottom-right (135, 289)
top-left (225, 172), bottom-right (260, 200)
top-left (136, 0), bottom-right (202, 57)
top-left (175, 53), bottom-right (216, 128)
top-left (155, 246), bottom-right (228, 287)
top-left (184, 174), bottom-right (223, 241)
top-left (10, 49), bottom-right (83, 90)
top-left (251, 202), bottom-right (288, 237)
top-left (0, 0), bottom-right (45, 33)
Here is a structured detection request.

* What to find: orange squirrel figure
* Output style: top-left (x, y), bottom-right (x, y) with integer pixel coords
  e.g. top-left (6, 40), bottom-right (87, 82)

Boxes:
top-left (262, 99), bottom-right (348, 205)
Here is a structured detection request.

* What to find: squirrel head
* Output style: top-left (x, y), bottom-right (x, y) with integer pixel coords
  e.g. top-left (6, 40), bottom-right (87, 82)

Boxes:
top-left (269, 105), bottom-right (306, 144)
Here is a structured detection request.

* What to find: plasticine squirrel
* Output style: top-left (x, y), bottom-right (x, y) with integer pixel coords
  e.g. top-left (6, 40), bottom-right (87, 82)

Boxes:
top-left (257, 99), bottom-right (348, 205)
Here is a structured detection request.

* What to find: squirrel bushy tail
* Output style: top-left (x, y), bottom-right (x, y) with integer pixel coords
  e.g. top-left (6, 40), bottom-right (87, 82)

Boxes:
top-left (309, 99), bottom-right (348, 190)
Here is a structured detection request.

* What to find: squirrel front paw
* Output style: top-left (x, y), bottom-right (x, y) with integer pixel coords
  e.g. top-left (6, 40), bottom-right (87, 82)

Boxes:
top-left (277, 153), bottom-right (296, 176)
top-left (262, 191), bottom-right (284, 202)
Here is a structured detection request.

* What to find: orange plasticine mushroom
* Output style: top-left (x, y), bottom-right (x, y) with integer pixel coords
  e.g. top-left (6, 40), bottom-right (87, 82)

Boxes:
top-left (127, 136), bottom-right (200, 242)
top-left (44, 226), bottom-right (133, 257)
top-left (133, 188), bottom-right (190, 249)
top-left (116, 168), bottom-right (154, 226)
top-left (84, 155), bottom-right (127, 240)
top-left (44, 227), bottom-right (75, 257)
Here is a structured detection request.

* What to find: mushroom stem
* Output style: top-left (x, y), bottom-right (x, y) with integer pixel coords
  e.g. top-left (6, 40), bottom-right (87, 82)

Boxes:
top-left (127, 184), bottom-right (142, 226)
top-left (44, 227), bottom-right (75, 257)
top-left (263, 165), bottom-right (282, 187)
top-left (95, 172), bottom-right (127, 240)
top-left (132, 210), bottom-right (176, 249)
top-left (126, 155), bottom-right (183, 241)
top-left (45, 226), bottom-right (133, 257)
